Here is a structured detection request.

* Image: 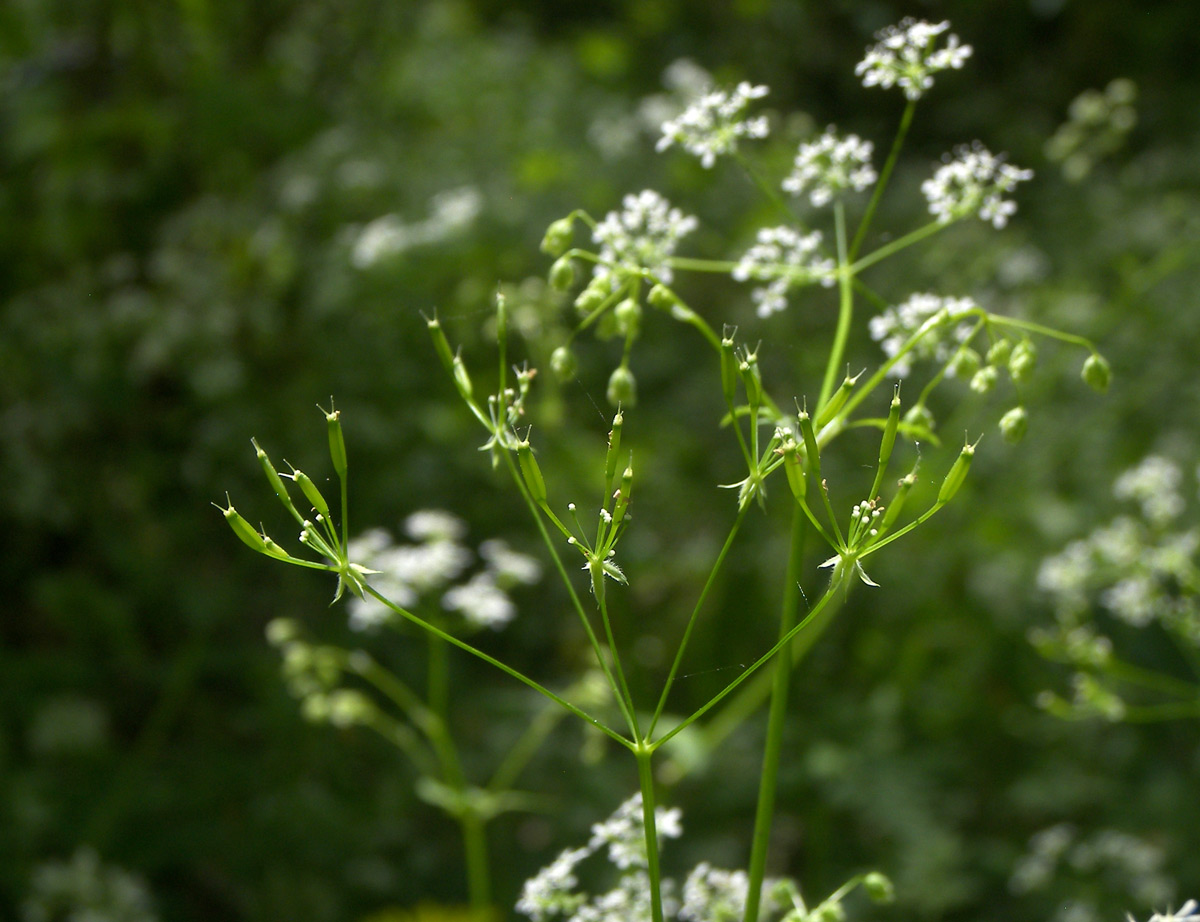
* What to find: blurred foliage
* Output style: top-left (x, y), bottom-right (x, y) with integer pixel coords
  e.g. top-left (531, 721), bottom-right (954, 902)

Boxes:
top-left (3, 0), bottom-right (1199, 920)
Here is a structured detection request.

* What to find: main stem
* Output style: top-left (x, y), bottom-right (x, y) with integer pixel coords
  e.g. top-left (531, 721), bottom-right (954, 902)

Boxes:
top-left (460, 811), bottom-right (491, 911)
top-left (636, 745), bottom-right (666, 922)
top-left (743, 505), bottom-right (807, 921)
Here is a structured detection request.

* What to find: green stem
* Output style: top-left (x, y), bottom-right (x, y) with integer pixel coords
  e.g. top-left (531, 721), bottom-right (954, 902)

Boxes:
top-left (849, 98), bottom-right (916, 261)
top-left (819, 203), bottom-right (853, 411)
top-left (636, 745), bottom-right (666, 922)
top-left (648, 505), bottom-right (750, 736)
top-left (654, 585), bottom-right (837, 749)
top-left (744, 506), bottom-right (807, 922)
top-left (461, 811), bottom-right (492, 912)
top-left (488, 695), bottom-right (570, 793)
top-left (429, 628), bottom-right (449, 721)
top-left (364, 584), bottom-right (631, 748)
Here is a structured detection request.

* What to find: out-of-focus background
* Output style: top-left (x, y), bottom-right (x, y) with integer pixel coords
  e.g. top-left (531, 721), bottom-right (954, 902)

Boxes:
top-left (3, 1), bottom-right (1199, 919)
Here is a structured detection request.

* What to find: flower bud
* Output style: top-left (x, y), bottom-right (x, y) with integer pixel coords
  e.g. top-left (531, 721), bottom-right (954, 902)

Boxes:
top-left (947, 347), bottom-right (981, 378)
top-left (607, 366), bottom-right (637, 407)
top-left (575, 284), bottom-right (606, 315)
top-left (540, 217), bottom-right (574, 256)
top-left (810, 901), bottom-right (846, 922)
top-left (863, 872), bottom-right (895, 904)
top-left (938, 436), bottom-right (979, 505)
top-left (985, 338), bottom-right (1013, 366)
top-left (1081, 353), bottom-right (1110, 392)
top-left (902, 403), bottom-right (935, 438)
top-left (969, 366), bottom-right (998, 394)
top-left (614, 297), bottom-right (642, 337)
top-left (647, 284), bottom-right (673, 310)
top-left (998, 406), bottom-right (1028, 444)
top-left (1008, 338), bottom-right (1037, 384)
top-left (549, 256), bottom-right (575, 292)
top-left (550, 345), bottom-right (577, 379)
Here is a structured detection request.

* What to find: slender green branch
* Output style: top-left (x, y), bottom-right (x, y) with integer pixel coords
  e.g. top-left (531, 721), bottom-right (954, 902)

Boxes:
top-left (819, 203), bottom-right (854, 410)
top-left (648, 504), bottom-right (751, 736)
top-left (744, 506), bottom-right (807, 922)
top-left (636, 745), bottom-right (666, 922)
top-left (461, 812), bottom-right (491, 912)
top-left (363, 584), bottom-right (631, 748)
top-left (849, 98), bottom-right (916, 260)
top-left (849, 219), bottom-right (947, 276)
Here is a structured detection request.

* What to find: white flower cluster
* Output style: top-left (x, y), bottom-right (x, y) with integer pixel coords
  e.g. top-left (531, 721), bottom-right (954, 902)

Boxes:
top-left (679, 862), bottom-right (787, 921)
top-left (346, 510), bottom-right (541, 632)
top-left (921, 143), bottom-right (1034, 229)
top-left (855, 18), bottom-right (972, 100)
top-left (732, 226), bottom-right (835, 317)
top-left (351, 186), bottom-right (483, 268)
top-left (1010, 823), bottom-right (1178, 921)
top-left (593, 190), bottom-right (698, 288)
top-left (656, 81), bottom-right (770, 168)
top-left (1037, 456), bottom-right (1199, 636)
top-left (782, 129), bottom-right (877, 207)
top-left (1135, 901), bottom-right (1200, 922)
top-left (516, 793), bottom-right (683, 922)
top-left (868, 292), bottom-right (977, 377)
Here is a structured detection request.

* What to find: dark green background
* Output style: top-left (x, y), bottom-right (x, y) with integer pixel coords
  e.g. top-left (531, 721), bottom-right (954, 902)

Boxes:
top-left (3, 0), bottom-right (1199, 918)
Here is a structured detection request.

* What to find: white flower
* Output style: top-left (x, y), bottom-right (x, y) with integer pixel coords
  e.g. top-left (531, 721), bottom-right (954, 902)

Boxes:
top-left (782, 129), bottom-right (877, 207)
top-left (855, 18), bottom-right (972, 100)
top-left (480, 538), bottom-right (543, 585)
top-left (516, 847), bottom-right (591, 921)
top-left (442, 572), bottom-right (515, 630)
top-left (592, 190), bottom-right (698, 287)
top-left (868, 292), bottom-right (976, 376)
top-left (657, 81), bottom-right (770, 168)
top-left (587, 793), bottom-right (682, 871)
top-left (1101, 575), bottom-right (1160, 627)
top-left (1135, 900), bottom-right (1200, 922)
top-left (404, 509), bottom-right (468, 542)
top-left (1114, 456), bottom-right (1185, 526)
top-left (921, 143), bottom-right (1033, 229)
top-left (732, 226), bottom-right (835, 317)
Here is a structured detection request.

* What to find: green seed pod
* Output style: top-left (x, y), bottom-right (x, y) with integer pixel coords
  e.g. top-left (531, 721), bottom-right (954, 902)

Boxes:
top-left (986, 337), bottom-right (1013, 366)
top-left (799, 409), bottom-right (821, 482)
top-left (1081, 353), bottom-right (1111, 392)
top-left (290, 469), bottom-right (331, 519)
top-left (611, 460), bottom-right (634, 526)
top-left (719, 336), bottom-right (739, 406)
top-left (452, 354), bottom-right (474, 400)
top-left (647, 284), bottom-right (673, 310)
top-left (549, 256), bottom-right (575, 292)
top-left (614, 297), bottom-right (642, 337)
top-left (815, 369), bottom-right (862, 430)
top-left (606, 365), bottom-right (636, 407)
top-left (540, 217), bottom-right (574, 256)
top-left (938, 437), bottom-right (979, 505)
top-left (879, 388), bottom-right (901, 470)
top-left (262, 536), bottom-right (291, 560)
top-left (550, 345), bottom-right (577, 379)
top-left (739, 349), bottom-right (763, 409)
top-left (783, 444), bottom-right (807, 503)
top-left (1008, 338), bottom-right (1038, 384)
top-left (879, 469), bottom-right (918, 534)
top-left (426, 314), bottom-right (455, 375)
top-left (495, 290), bottom-right (508, 356)
top-left (252, 438), bottom-right (301, 520)
top-left (516, 440), bottom-right (547, 506)
top-left (999, 406), bottom-right (1028, 444)
top-left (969, 366), bottom-right (998, 394)
top-left (218, 498), bottom-right (269, 554)
top-left (605, 410), bottom-right (624, 488)
top-left (322, 407), bottom-right (348, 479)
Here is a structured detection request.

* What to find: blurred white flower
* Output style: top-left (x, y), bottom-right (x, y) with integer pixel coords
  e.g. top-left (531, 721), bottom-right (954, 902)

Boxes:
top-left (593, 190), bottom-right (697, 287)
top-left (1114, 456), bottom-right (1185, 526)
top-left (732, 226), bottom-right (835, 317)
top-left (782, 128), bottom-right (877, 207)
top-left (657, 82), bottom-right (770, 168)
top-left (921, 143), bottom-right (1033, 229)
top-left (855, 18), bottom-right (972, 100)
top-left (867, 292), bottom-right (976, 376)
